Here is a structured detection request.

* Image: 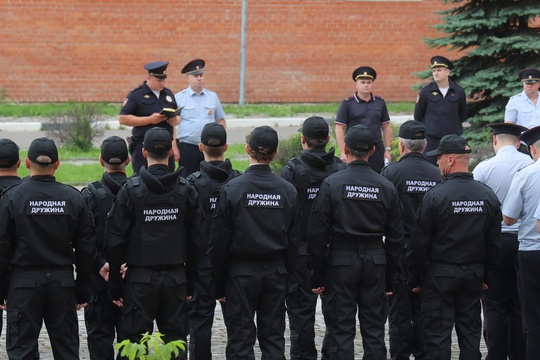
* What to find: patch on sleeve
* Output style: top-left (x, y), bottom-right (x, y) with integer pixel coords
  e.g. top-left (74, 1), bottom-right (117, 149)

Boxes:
top-left (122, 98), bottom-right (129, 107)
top-left (415, 94), bottom-right (420, 103)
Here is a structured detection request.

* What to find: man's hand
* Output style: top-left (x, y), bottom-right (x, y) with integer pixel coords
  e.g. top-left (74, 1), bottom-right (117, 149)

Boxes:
top-left (0, 301), bottom-right (6, 311)
top-left (149, 113), bottom-right (167, 124)
top-left (112, 298), bottom-right (124, 308)
top-left (76, 303), bottom-right (87, 311)
top-left (172, 141), bottom-right (180, 162)
top-left (120, 263), bottom-right (128, 279)
top-left (99, 262), bottom-right (110, 281)
top-left (311, 287), bottom-right (325, 295)
top-left (340, 153), bottom-right (348, 163)
top-left (217, 297), bottom-right (226, 303)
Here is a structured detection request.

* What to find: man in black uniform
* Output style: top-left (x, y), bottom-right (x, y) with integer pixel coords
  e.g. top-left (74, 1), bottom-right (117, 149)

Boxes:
top-left (106, 127), bottom-right (204, 360)
top-left (308, 124), bottom-right (403, 360)
top-left (0, 137), bottom-right (96, 359)
top-left (414, 56), bottom-right (467, 165)
top-left (0, 138), bottom-right (22, 339)
top-left (381, 121), bottom-right (442, 360)
top-left (81, 136), bottom-right (130, 360)
top-left (335, 66), bottom-right (392, 172)
top-left (208, 125), bottom-right (300, 360)
top-left (280, 116), bottom-right (345, 360)
top-left (119, 61), bottom-right (180, 174)
top-left (408, 135), bottom-right (501, 360)
top-left (186, 122), bottom-right (241, 360)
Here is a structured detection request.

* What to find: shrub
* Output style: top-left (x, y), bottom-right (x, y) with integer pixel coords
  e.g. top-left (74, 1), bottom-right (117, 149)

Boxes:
top-left (45, 103), bottom-right (105, 151)
top-left (272, 132), bottom-right (303, 172)
top-left (116, 332), bottom-right (186, 360)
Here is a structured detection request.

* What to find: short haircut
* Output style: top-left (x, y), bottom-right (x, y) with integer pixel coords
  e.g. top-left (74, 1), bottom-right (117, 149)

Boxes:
top-left (202, 144), bottom-right (227, 158)
top-left (145, 150), bottom-right (170, 162)
top-left (400, 138), bottom-right (427, 153)
top-left (305, 136), bottom-right (329, 149)
top-left (347, 147), bottom-right (370, 160)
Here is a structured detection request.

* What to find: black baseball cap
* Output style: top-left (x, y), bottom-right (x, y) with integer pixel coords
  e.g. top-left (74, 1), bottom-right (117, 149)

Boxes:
top-left (249, 126), bottom-right (278, 155)
top-left (426, 134), bottom-right (471, 156)
top-left (201, 123), bottom-right (227, 147)
top-left (298, 116), bottom-right (329, 139)
top-left (28, 137), bottom-right (58, 165)
top-left (0, 139), bottom-right (20, 168)
top-left (143, 127), bottom-right (172, 155)
top-left (345, 125), bottom-right (374, 152)
top-left (399, 120), bottom-right (426, 140)
top-left (101, 136), bottom-right (129, 164)
top-left (520, 126), bottom-right (540, 147)
top-left (488, 122), bottom-right (528, 137)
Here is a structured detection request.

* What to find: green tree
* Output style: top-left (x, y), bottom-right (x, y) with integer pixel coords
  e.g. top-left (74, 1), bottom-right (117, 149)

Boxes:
top-left (423, 0), bottom-right (540, 144)
top-left (116, 332), bottom-right (185, 360)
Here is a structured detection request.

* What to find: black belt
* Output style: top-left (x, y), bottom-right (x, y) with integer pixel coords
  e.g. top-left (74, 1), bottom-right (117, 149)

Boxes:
top-left (331, 240), bottom-right (383, 251)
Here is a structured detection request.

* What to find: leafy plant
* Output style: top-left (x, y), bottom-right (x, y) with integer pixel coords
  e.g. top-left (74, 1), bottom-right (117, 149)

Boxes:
top-left (115, 332), bottom-right (186, 360)
top-left (45, 103), bottom-right (105, 151)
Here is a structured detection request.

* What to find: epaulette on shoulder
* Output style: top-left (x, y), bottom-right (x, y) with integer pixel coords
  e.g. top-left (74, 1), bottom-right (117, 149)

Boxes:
top-left (373, 94), bottom-right (384, 100)
top-left (130, 84), bottom-right (144, 93)
top-left (344, 96), bottom-right (354, 101)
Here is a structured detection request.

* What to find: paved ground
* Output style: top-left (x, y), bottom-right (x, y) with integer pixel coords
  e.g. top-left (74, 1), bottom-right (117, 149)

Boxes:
top-left (0, 299), bottom-right (487, 359)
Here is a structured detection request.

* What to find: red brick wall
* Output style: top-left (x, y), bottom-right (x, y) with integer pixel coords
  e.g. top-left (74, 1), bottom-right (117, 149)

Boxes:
top-left (0, 0), bottom-right (453, 103)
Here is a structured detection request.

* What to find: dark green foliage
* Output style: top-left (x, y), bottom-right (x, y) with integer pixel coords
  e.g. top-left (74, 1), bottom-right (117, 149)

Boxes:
top-left (422, 0), bottom-right (540, 145)
top-left (272, 132), bottom-right (303, 172)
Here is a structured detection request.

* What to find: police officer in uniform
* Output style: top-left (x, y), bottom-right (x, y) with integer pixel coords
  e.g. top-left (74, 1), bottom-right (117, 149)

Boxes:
top-left (208, 126), bottom-right (299, 359)
top-left (119, 61), bottom-right (180, 174)
top-left (335, 66), bottom-right (392, 173)
top-left (106, 127), bottom-right (204, 359)
top-left (186, 123), bottom-right (241, 360)
top-left (473, 123), bottom-right (531, 360)
top-left (81, 136), bottom-right (131, 360)
top-left (280, 116), bottom-right (344, 360)
top-left (414, 56), bottom-right (467, 165)
top-left (308, 124), bottom-right (403, 360)
top-left (381, 120), bottom-right (442, 360)
top-left (503, 126), bottom-right (540, 360)
top-left (408, 135), bottom-right (501, 360)
top-left (174, 59), bottom-right (226, 178)
top-left (0, 137), bottom-right (96, 359)
top-left (505, 68), bottom-right (540, 129)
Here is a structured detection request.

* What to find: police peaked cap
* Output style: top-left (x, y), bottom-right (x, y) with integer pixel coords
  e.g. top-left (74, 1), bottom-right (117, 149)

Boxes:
top-left (488, 123), bottom-right (528, 138)
top-left (144, 61), bottom-right (169, 79)
top-left (520, 126), bottom-right (540, 147)
top-left (430, 56), bottom-right (453, 70)
top-left (352, 66), bottom-right (377, 81)
top-left (182, 59), bottom-right (205, 75)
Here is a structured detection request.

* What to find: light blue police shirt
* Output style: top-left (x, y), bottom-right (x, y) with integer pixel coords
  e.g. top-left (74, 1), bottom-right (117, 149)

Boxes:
top-left (504, 90), bottom-right (540, 129)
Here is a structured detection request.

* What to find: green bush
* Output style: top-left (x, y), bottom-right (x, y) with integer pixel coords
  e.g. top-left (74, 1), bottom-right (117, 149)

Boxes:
top-left (115, 332), bottom-right (186, 360)
top-left (44, 103), bottom-right (105, 152)
top-left (272, 132), bottom-right (303, 172)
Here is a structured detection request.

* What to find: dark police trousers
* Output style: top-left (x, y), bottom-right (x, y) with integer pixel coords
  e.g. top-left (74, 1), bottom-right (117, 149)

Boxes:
top-left (7, 267), bottom-right (80, 360)
top-left (178, 142), bottom-right (204, 178)
top-left (188, 256), bottom-right (226, 360)
top-left (481, 232), bottom-right (525, 360)
top-left (321, 241), bottom-right (388, 360)
top-left (388, 258), bottom-right (424, 360)
top-left (287, 244), bottom-right (318, 360)
top-left (517, 250), bottom-right (540, 360)
top-left (85, 272), bottom-right (123, 360)
top-left (421, 263), bottom-right (483, 360)
top-left (118, 266), bottom-right (189, 360)
top-left (224, 258), bottom-right (287, 360)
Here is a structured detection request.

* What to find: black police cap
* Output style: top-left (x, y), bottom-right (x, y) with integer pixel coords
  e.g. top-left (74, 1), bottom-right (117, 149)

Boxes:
top-left (0, 139), bottom-right (19, 168)
top-left (182, 59), bottom-right (205, 75)
top-left (345, 125), bottom-right (374, 152)
top-left (430, 56), bottom-right (453, 70)
top-left (399, 120), bottom-right (426, 140)
top-left (144, 61), bottom-right (169, 79)
top-left (101, 136), bottom-right (129, 164)
top-left (519, 68), bottom-right (540, 84)
top-left (28, 137), bottom-right (58, 165)
top-left (249, 126), bottom-right (278, 155)
top-left (143, 127), bottom-right (172, 155)
top-left (519, 126), bottom-right (540, 147)
top-left (426, 134), bottom-right (471, 157)
top-left (488, 123), bottom-right (528, 138)
top-left (201, 123), bottom-right (227, 147)
top-left (298, 116), bottom-right (329, 139)
top-left (352, 66), bottom-right (377, 81)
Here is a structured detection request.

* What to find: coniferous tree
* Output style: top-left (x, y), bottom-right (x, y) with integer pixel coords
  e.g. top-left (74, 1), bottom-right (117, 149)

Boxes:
top-left (423, 0), bottom-right (540, 144)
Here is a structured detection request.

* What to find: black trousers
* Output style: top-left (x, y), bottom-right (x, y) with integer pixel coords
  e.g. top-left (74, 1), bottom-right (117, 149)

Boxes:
top-left (286, 251), bottom-right (318, 360)
top-left (517, 250), bottom-right (540, 360)
top-left (369, 141), bottom-right (385, 173)
top-left (424, 135), bottom-right (440, 166)
top-left (224, 259), bottom-right (288, 360)
top-left (481, 233), bottom-right (524, 360)
top-left (321, 245), bottom-right (388, 360)
top-left (388, 263), bottom-right (424, 360)
top-left (118, 267), bottom-right (189, 360)
top-left (421, 263), bottom-right (483, 360)
top-left (188, 256), bottom-right (225, 360)
top-left (6, 267), bottom-right (79, 359)
top-left (178, 142), bottom-right (204, 178)
top-left (84, 273), bottom-right (123, 360)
